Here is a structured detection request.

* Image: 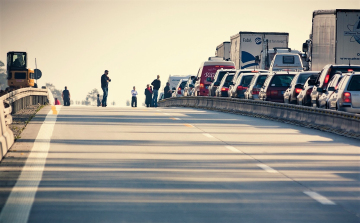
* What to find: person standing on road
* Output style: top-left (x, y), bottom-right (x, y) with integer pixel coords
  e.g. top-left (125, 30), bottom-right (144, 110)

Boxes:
top-left (151, 75), bottom-right (161, 107)
top-left (145, 84), bottom-right (152, 107)
top-left (62, 86), bottom-right (71, 106)
top-left (131, 86), bottom-right (138, 107)
top-left (164, 82), bottom-right (172, 99)
top-left (101, 70), bottom-right (111, 107)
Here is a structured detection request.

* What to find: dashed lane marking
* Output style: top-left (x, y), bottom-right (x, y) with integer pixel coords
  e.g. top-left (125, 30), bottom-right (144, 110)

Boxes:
top-left (304, 191), bottom-right (336, 205)
top-left (0, 106), bottom-right (61, 223)
top-left (225, 145), bottom-right (242, 153)
top-left (202, 133), bottom-right (214, 138)
top-left (170, 118), bottom-right (181, 120)
top-left (184, 124), bottom-right (194, 127)
top-left (257, 164), bottom-right (278, 173)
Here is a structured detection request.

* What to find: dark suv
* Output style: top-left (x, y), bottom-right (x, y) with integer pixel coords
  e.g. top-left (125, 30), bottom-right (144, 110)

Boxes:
top-left (311, 64), bottom-right (360, 107)
top-left (259, 71), bottom-right (295, 103)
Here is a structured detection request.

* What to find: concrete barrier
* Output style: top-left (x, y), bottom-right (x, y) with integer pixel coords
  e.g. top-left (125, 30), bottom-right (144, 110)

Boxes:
top-left (158, 97), bottom-right (360, 137)
top-left (0, 88), bottom-right (52, 161)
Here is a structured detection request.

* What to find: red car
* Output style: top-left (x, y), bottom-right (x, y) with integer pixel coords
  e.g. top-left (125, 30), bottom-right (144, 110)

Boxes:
top-left (259, 71), bottom-right (295, 103)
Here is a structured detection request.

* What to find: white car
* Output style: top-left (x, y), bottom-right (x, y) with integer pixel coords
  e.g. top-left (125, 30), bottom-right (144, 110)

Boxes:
top-left (172, 79), bottom-right (188, 97)
top-left (327, 71), bottom-right (360, 113)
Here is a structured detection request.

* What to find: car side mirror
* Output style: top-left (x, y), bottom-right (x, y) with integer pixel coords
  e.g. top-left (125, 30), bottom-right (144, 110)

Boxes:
top-left (302, 42), bottom-right (308, 52)
top-left (328, 87), bottom-right (335, 91)
top-left (214, 81), bottom-right (220, 86)
top-left (206, 77), bottom-right (212, 82)
top-left (255, 56), bottom-right (260, 64)
top-left (317, 88), bottom-right (324, 93)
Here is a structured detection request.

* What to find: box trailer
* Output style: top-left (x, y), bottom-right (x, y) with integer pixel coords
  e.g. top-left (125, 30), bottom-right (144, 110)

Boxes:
top-left (215, 42), bottom-right (231, 60)
top-left (230, 32), bottom-right (289, 69)
top-left (303, 9), bottom-right (360, 71)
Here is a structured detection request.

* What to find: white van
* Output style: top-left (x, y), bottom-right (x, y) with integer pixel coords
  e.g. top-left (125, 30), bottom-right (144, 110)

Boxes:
top-left (269, 52), bottom-right (303, 72)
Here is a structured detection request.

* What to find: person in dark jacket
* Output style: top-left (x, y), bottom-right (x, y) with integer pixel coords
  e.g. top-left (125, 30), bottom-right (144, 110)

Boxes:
top-left (101, 70), bottom-right (111, 107)
top-left (151, 75), bottom-right (161, 107)
top-left (62, 86), bottom-right (71, 106)
top-left (164, 82), bottom-right (172, 99)
top-left (144, 84), bottom-right (152, 107)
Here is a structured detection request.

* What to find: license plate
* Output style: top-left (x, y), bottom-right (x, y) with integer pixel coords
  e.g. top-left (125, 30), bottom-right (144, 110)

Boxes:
top-left (16, 80), bottom-right (24, 82)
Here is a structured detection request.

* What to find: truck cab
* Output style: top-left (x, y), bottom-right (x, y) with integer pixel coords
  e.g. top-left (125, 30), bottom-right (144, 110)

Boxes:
top-left (269, 52), bottom-right (303, 72)
top-left (7, 51), bottom-right (35, 89)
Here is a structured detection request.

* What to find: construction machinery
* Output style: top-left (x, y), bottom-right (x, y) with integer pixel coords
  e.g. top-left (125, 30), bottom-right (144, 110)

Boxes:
top-left (6, 51), bottom-right (37, 89)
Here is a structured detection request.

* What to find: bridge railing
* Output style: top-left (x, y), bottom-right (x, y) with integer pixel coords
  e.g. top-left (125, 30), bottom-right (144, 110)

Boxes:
top-left (0, 88), bottom-right (52, 161)
top-left (158, 97), bottom-right (360, 138)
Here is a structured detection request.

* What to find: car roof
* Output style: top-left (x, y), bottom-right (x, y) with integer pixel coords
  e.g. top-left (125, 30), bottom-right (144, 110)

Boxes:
top-left (272, 71), bottom-right (297, 75)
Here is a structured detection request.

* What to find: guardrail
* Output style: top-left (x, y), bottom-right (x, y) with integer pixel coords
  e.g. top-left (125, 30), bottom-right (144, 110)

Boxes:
top-left (0, 88), bottom-right (53, 161)
top-left (158, 97), bottom-right (360, 139)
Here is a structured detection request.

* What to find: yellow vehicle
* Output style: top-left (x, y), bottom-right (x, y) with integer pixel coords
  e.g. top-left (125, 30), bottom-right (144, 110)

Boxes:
top-left (7, 51), bottom-right (36, 89)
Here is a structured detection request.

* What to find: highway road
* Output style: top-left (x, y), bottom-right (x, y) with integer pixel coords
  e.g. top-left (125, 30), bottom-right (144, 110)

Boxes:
top-left (0, 105), bottom-right (359, 223)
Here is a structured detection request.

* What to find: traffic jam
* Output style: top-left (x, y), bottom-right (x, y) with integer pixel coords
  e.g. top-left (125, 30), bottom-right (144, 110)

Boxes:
top-left (160, 9), bottom-right (360, 114)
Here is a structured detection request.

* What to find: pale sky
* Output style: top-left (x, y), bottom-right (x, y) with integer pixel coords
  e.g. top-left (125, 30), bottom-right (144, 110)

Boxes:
top-left (0, 0), bottom-right (359, 106)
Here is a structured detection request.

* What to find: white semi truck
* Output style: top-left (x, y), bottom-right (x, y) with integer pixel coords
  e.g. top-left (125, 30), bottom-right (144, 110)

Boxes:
top-left (302, 9), bottom-right (360, 71)
top-left (215, 42), bottom-right (231, 61)
top-left (230, 32), bottom-right (289, 70)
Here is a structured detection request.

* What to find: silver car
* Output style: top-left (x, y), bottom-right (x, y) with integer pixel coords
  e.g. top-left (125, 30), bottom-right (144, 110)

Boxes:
top-left (244, 73), bottom-right (269, 100)
top-left (327, 72), bottom-right (360, 113)
top-left (183, 76), bottom-right (196, 96)
top-left (317, 73), bottom-right (343, 109)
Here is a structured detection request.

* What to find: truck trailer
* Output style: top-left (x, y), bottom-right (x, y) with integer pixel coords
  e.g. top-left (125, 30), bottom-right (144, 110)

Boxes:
top-left (303, 9), bottom-right (360, 71)
top-left (230, 32), bottom-right (289, 70)
top-left (215, 42), bottom-right (231, 61)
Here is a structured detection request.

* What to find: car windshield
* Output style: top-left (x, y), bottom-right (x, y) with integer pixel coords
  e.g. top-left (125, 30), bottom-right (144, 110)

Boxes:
top-left (298, 73), bottom-right (314, 84)
top-left (255, 75), bottom-right (267, 87)
top-left (179, 81), bottom-right (187, 89)
top-left (270, 75), bottom-right (295, 87)
top-left (225, 75), bottom-right (234, 82)
top-left (347, 75), bottom-right (360, 91)
top-left (240, 75), bottom-right (254, 87)
top-left (217, 71), bottom-right (235, 81)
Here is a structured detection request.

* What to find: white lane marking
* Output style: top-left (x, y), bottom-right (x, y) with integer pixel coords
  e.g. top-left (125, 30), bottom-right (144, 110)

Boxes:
top-left (225, 145), bottom-right (242, 153)
top-left (257, 164), bottom-right (278, 173)
top-left (172, 117), bottom-right (181, 120)
top-left (164, 113), bottom-right (170, 115)
top-left (0, 106), bottom-right (61, 223)
top-left (203, 133), bottom-right (213, 138)
top-left (304, 191), bottom-right (336, 205)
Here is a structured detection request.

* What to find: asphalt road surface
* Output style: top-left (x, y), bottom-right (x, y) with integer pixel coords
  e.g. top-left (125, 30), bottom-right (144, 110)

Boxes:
top-left (0, 106), bottom-right (359, 223)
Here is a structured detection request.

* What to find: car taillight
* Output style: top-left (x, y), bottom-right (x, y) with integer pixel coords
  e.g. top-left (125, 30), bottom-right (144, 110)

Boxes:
top-left (306, 88), bottom-right (312, 95)
top-left (343, 92), bottom-right (351, 103)
top-left (295, 88), bottom-right (302, 94)
top-left (200, 83), bottom-right (204, 88)
top-left (177, 90), bottom-right (182, 94)
top-left (324, 69), bottom-right (331, 84)
top-left (237, 86), bottom-right (247, 91)
top-left (252, 88), bottom-right (259, 95)
top-left (221, 87), bottom-right (229, 91)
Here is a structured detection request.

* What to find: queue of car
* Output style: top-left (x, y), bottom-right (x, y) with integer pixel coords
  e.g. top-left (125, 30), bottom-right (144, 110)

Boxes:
top-left (164, 56), bottom-right (360, 114)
